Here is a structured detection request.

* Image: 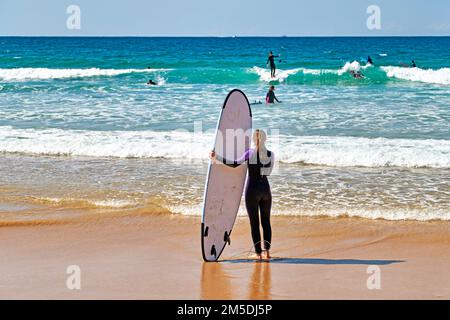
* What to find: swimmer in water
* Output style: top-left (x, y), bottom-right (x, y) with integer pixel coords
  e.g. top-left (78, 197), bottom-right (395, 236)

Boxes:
top-left (147, 79), bottom-right (157, 85)
top-left (266, 85), bottom-right (280, 104)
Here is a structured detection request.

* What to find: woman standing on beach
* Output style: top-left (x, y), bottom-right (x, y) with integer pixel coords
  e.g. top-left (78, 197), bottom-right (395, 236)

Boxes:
top-left (210, 129), bottom-right (275, 261)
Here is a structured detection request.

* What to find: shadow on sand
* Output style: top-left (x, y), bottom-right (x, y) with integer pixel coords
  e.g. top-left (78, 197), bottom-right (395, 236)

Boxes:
top-left (221, 258), bottom-right (405, 265)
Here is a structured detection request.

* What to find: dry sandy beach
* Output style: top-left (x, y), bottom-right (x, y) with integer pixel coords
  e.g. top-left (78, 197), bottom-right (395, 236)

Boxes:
top-left (1, 209), bottom-right (449, 300)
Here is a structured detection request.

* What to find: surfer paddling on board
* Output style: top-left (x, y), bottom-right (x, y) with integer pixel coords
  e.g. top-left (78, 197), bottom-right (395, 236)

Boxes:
top-left (210, 130), bottom-right (275, 261)
top-left (266, 85), bottom-right (280, 104)
top-left (400, 60), bottom-right (417, 68)
top-left (266, 51), bottom-right (280, 78)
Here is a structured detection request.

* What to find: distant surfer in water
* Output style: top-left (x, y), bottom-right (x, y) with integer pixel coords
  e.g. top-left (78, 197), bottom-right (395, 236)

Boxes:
top-left (367, 56), bottom-right (374, 65)
top-left (147, 79), bottom-right (157, 85)
top-left (349, 70), bottom-right (364, 79)
top-left (266, 86), bottom-right (280, 104)
top-left (210, 129), bottom-right (275, 261)
top-left (266, 51), bottom-right (280, 78)
top-left (411, 60), bottom-right (417, 68)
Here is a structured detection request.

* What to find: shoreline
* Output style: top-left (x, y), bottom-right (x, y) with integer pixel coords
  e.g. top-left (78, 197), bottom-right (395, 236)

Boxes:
top-left (1, 212), bottom-right (449, 299)
top-left (1, 152), bottom-right (449, 222)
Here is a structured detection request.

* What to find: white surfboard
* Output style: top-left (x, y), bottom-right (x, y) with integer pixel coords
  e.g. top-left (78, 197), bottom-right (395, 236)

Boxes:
top-left (201, 89), bottom-right (252, 262)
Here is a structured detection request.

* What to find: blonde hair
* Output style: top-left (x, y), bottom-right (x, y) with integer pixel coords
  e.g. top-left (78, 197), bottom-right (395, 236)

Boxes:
top-left (252, 129), bottom-right (270, 165)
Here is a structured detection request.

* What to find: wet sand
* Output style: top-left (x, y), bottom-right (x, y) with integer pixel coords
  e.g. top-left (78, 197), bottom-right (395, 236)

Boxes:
top-left (0, 212), bottom-right (449, 299)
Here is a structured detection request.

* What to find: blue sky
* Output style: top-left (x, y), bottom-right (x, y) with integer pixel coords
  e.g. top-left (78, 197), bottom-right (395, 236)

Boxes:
top-left (1, 0), bottom-right (449, 36)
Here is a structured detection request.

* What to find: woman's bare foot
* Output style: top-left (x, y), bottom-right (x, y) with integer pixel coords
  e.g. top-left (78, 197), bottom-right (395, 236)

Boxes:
top-left (249, 253), bottom-right (262, 261)
top-left (262, 250), bottom-right (271, 261)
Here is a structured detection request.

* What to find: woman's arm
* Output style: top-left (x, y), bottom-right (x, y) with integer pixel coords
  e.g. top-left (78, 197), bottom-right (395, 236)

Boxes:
top-left (211, 149), bottom-right (252, 168)
top-left (261, 151), bottom-right (275, 176)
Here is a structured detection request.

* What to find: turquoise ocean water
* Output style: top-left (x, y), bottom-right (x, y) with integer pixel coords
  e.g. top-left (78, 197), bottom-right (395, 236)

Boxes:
top-left (0, 37), bottom-right (449, 221)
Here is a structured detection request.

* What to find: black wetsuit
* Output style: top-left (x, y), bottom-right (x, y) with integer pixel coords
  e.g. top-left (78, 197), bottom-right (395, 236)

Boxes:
top-left (267, 55), bottom-right (276, 68)
top-left (267, 54), bottom-right (279, 76)
top-left (217, 149), bottom-right (274, 254)
top-left (266, 90), bottom-right (279, 104)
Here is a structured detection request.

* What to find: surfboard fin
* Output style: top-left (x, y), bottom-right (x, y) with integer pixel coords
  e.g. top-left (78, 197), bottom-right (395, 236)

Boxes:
top-left (210, 245), bottom-right (217, 258)
top-left (204, 226), bottom-right (209, 237)
top-left (224, 231), bottom-right (231, 245)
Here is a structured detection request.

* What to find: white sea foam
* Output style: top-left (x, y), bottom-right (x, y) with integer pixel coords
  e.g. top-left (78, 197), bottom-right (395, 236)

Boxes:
top-left (250, 66), bottom-right (340, 82)
top-left (250, 62), bottom-right (450, 85)
top-left (37, 197), bottom-right (137, 208)
top-left (0, 127), bottom-right (210, 159)
top-left (338, 61), bottom-right (372, 75)
top-left (299, 207), bottom-right (450, 221)
top-left (250, 62), bottom-right (373, 82)
top-left (1, 127), bottom-right (449, 168)
top-left (277, 135), bottom-right (450, 168)
top-left (0, 67), bottom-right (170, 81)
top-left (251, 61), bottom-right (450, 86)
top-left (249, 66), bottom-right (304, 82)
top-left (90, 199), bottom-right (138, 208)
top-left (169, 204), bottom-right (450, 221)
top-left (155, 74), bottom-right (167, 85)
top-left (338, 61), bottom-right (362, 74)
top-left (381, 66), bottom-right (450, 85)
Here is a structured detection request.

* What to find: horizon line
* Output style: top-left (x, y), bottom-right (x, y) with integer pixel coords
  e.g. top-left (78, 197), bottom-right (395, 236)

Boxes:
top-left (1, 35), bottom-right (450, 38)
